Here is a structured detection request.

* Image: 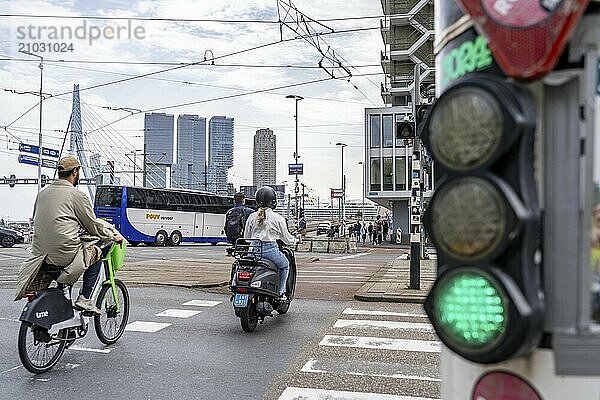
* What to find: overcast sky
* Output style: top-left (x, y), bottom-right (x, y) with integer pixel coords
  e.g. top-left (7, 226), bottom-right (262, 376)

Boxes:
top-left (0, 0), bottom-right (385, 221)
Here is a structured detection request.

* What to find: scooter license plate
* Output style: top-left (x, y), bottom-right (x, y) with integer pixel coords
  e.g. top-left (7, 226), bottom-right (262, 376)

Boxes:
top-left (233, 294), bottom-right (249, 307)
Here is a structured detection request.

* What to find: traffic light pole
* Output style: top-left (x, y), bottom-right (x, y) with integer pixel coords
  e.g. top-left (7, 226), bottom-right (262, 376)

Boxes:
top-left (409, 66), bottom-right (421, 290)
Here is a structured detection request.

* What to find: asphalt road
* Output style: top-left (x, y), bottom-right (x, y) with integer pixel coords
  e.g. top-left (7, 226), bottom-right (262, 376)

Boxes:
top-left (0, 286), bottom-right (439, 400)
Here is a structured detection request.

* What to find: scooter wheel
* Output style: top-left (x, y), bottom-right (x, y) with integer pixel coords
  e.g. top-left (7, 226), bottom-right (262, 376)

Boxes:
top-left (240, 305), bottom-right (258, 333)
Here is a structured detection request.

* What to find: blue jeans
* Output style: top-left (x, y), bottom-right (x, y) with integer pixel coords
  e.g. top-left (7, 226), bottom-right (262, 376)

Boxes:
top-left (81, 259), bottom-right (101, 299)
top-left (260, 242), bottom-right (289, 296)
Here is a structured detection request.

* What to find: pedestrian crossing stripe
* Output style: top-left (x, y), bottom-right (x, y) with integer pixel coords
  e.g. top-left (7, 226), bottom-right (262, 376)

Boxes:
top-left (181, 300), bottom-right (222, 307)
top-left (156, 309), bottom-right (202, 318)
top-left (342, 308), bottom-right (428, 318)
top-left (278, 387), bottom-right (438, 400)
top-left (320, 335), bottom-right (440, 353)
top-left (333, 319), bottom-right (434, 332)
top-left (300, 359), bottom-right (441, 382)
top-left (125, 321), bottom-right (171, 333)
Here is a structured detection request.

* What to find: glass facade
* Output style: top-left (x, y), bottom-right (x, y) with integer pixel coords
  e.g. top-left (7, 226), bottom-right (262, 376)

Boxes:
top-left (383, 115), bottom-right (393, 148)
top-left (370, 115), bottom-right (381, 148)
top-left (383, 157), bottom-right (393, 191)
top-left (395, 156), bottom-right (406, 190)
top-left (370, 158), bottom-right (381, 191)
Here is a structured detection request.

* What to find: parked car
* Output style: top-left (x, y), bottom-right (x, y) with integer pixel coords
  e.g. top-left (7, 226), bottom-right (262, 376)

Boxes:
top-left (316, 221), bottom-right (332, 236)
top-left (0, 227), bottom-right (24, 247)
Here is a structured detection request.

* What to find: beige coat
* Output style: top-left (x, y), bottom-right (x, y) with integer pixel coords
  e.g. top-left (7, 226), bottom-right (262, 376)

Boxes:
top-left (15, 179), bottom-right (117, 300)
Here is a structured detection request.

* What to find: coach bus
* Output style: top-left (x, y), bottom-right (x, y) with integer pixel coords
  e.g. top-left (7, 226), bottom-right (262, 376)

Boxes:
top-left (94, 185), bottom-right (255, 246)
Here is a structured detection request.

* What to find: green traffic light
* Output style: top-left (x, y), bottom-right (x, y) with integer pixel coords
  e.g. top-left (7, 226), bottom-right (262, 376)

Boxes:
top-left (434, 269), bottom-right (508, 349)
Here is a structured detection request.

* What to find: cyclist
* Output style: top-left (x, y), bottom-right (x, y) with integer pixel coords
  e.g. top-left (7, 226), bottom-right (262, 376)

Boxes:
top-left (244, 186), bottom-right (297, 300)
top-left (15, 157), bottom-right (124, 313)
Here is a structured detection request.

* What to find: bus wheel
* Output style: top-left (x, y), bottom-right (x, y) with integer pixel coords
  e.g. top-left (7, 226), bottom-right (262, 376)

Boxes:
top-left (170, 231), bottom-right (182, 246)
top-left (210, 242), bottom-right (218, 246)
top-left (155, 230), bottom-right (168, 246)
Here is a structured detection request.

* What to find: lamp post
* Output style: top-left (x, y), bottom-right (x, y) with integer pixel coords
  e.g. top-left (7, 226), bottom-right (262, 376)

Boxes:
top-left (20, 50), bottom-right (43, 194)
top-left (336, 142), bottom-right (347, 236)
top-left (286, 95), bottom-right (303, 226)
top-left (358, 161), bottom-right (365, 222)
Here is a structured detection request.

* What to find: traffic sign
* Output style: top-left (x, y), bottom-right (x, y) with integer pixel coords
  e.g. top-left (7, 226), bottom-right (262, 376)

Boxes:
top-left (288, 163), bottom-right (304, 175)
top-left (330, 188), bottom-right (343, 198)
top-left (19, 143), bottom-right (60, 158)
top-left (8, 174), bottom-right (16, 188)
top-left (18, 154), bottom-right (58, 168)
top-left (457, 0), bottom-right (590, 79)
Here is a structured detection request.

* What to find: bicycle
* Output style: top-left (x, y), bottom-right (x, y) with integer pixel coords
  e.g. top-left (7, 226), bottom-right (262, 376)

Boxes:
top-left (17, 242), bottom-right (130, 373)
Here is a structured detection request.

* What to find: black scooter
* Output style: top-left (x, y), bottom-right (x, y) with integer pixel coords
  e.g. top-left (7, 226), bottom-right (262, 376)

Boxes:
top-left (229, 239), bottom-right (297, 332)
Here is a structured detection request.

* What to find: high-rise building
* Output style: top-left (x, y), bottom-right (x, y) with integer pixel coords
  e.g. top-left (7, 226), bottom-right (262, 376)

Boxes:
top-left (144, 112), bottom-right (174, 188)
top-left (207, 116), bottom-right (234, 194)
top-left (173, 115), bottom-right (206, 191)
top-left (253, 128), bottom-right (276, 188)
top-left (380, 1), bottom-right (434, 105)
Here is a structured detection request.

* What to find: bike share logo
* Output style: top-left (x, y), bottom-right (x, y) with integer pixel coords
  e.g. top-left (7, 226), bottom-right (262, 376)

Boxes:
top-left (36, 311), bottom-right (49, 319)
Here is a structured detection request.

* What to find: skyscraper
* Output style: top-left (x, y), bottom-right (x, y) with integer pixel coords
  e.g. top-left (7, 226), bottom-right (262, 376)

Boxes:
top-left (253, 128), bottom-right (276, 188)
top-left (208, 116), bottom-right (234, 194)
top-left (144, 113), bottom-right (174, 188)
top-left (174, 115), bottom-right (206, 190)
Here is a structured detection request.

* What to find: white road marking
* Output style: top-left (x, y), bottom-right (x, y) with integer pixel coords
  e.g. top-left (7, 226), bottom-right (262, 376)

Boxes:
top-left (156, 309), bottom-right (202, 318)
top-left (278, 387), bottom-right (438, 400)
top-left (320, 335), bottom-right (440, 353)
top-left (0, 365), bottom-right (22, 376)
top-left (298, 271), bottom-right (372, 275)
top-left (297, 275), bottom-right (368, 279)
top-left (182, 300), bottom-right (222, 307)
top-left (324, 253), bottom-right (372, 261)
top-left (296, 281), bottom-right (366, 284)
top-left (300, 359), bottom-right (440, 382)
top-left (0, 317), bottom-right (21, 323)
top-left (333, 319), bottom-right (434, 332)
top-left (125, 321), bottom-right (171, 333)
top-left (313, 265), bottom-right (368, 269)
top-left (69, 345), bottom-right (111, 354)
top-left (342, 308), bottom-right (428, 318)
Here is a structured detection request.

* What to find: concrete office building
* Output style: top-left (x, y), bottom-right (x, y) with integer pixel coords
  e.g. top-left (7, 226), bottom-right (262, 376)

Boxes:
top-left (363, 1), bottom-right (435, 241)
top-left (207, 116), bottom-right (234, 194)
top-left (253, 128), bottom-right (276, 188)
top-left (144, 112), bottom-right (174, 188)
top-left (173, 115), bottom-right (206, 191)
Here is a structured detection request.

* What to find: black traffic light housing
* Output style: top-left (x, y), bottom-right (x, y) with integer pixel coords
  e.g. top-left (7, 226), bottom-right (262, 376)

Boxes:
top-left (40, 174), bottom-right (48, 188)
top-left (421, 74), bottom-right (543, 364)
top-left (396, 120), bottom-right (414, 139)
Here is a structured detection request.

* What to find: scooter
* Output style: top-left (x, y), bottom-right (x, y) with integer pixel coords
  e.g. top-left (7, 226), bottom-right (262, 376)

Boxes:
top-left (229, 239), bottom-right (297, 333)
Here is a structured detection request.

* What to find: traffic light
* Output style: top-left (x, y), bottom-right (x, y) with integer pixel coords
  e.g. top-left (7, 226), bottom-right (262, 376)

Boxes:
top-left (415, 104), bottom-right (431, 136)
top-left (396, 120), bottom-right (414, 139)
top-left (8, 174), bottom-right (16, 188)
top-left (40, 174), bottom-right (48, 188)
top-left (421, 73), bottom-right (543, 364)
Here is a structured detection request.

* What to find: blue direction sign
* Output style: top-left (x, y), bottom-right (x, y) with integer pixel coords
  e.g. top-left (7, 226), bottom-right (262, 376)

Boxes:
top-left (288, 163), bottom-right (304, 175)
top-left (18, 154), bottom-right (58, 168)
top-left (19, 143), bottom-right (60, 158)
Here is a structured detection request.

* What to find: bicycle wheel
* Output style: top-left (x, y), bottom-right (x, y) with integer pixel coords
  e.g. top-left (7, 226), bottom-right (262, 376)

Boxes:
top-left (94, 279), bottom-right (130, 345)
top-left (18, 322), bottom-right (67, 374)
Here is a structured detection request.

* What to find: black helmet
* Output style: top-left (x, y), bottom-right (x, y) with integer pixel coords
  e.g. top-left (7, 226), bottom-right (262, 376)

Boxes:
top-left (255, 186), bottom-right (277, 209)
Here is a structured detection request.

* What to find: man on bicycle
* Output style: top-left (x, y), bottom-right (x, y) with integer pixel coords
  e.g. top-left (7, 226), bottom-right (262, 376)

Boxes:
top-left (16, 156), bottom-right (123, 313)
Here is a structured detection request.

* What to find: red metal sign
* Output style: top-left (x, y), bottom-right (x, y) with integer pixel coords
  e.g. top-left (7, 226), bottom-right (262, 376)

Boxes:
top-left (458, 0), bottom-right (590, 80)
top-left (473, 371), bottom-right (542, 400)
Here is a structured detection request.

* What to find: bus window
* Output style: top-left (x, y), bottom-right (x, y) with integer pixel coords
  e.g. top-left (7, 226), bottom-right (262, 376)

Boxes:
top-left (126, 187), bottom-right (146, 209)
top-left (95, 186), bottom-right (123, 207)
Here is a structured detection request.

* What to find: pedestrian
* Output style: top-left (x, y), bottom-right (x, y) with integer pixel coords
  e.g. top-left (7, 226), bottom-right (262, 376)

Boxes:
top-left (354, 221), bottom-right (361, 244)
top-left (368, 222), bottom-right (373, 244)
top-left (382, 220), bottom-right (389, 242)
top-left (361, 224), bottom-right (367, 246)
top-left (224, 192), bottom-right (255, 244)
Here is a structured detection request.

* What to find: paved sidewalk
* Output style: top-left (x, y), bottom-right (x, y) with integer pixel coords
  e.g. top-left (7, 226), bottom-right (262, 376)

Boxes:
top-left (354, 258), bottom-right (437, 304)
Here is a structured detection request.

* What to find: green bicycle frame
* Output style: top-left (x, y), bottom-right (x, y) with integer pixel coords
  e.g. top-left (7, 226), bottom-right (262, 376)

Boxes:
top-left (102, 243), bottom-right (121, 313)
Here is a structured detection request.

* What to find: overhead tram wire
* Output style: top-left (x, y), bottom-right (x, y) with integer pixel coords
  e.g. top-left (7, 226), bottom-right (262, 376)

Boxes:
top-left (1, 25), bottom-right (381, 127)
top-left (84, 71), bottom-right (383, 135)
top-left (0, 13), bottom-right (384, 23)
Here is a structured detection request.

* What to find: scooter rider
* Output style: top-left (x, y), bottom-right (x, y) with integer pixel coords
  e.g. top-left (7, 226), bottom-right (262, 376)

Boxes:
top-left (244, 186), bottom-right (297, 301)
top-left (15, 156), bottom-right (124, 313)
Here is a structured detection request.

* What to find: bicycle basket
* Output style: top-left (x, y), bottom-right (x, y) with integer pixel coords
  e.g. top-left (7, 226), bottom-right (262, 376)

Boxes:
top-left (109, 242), bottom-right (127, 271)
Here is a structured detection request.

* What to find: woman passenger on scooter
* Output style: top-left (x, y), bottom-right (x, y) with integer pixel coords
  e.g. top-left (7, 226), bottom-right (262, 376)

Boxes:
top-left (244, 186), bottom-right (297, 301)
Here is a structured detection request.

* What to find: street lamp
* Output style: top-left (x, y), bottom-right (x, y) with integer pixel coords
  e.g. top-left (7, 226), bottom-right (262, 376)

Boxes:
top-left (336, 142), bottom-right (347, 236)
top-left (358, 161), bottom-right (365, 222)
top-left (20, 50), bottom-right (43, 194)
top-left (286, 95), bottom-right (304, 226)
